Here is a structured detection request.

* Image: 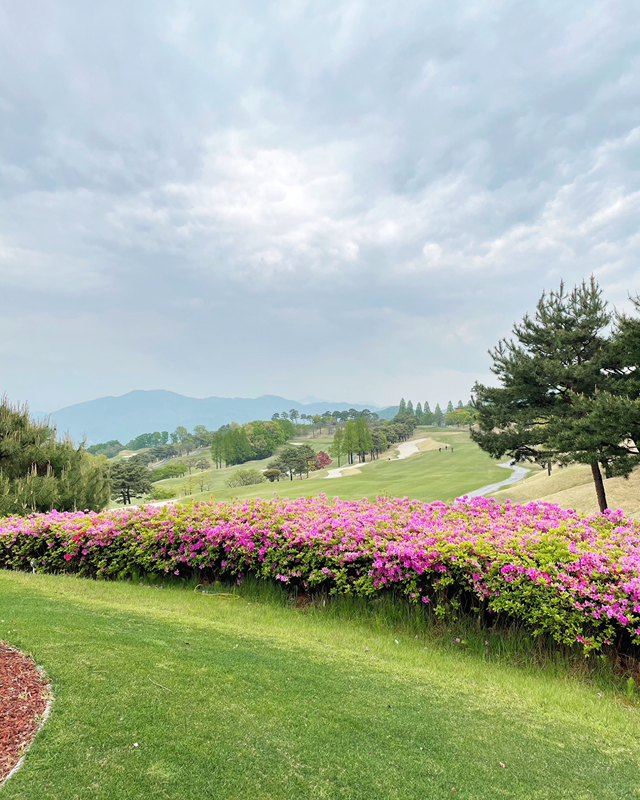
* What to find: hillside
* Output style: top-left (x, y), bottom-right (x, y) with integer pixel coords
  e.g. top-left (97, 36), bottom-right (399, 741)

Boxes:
top-left (135, 428), bottom-right (508, 509)
top-left (490, 463), bottom-right (640, 519)
top-left (44, 390), bottom-right (383, 444)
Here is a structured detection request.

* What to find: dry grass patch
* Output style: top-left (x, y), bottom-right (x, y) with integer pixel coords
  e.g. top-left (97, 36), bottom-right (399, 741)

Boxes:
top-left (492, 463), bottom-right (640, 519)
top-left (415, 437), bottom-right (449, 452)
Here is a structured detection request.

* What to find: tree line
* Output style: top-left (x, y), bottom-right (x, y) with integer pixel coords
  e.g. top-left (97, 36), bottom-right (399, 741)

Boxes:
top-left (87, 424), bottom-right (215, 460)
top-left (394, 398), bottom-right (475, 427)
top-left (210, 418), bottom-right (296, 467)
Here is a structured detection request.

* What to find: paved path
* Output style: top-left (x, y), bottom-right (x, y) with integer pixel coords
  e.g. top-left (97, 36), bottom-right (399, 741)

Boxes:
top-left (457, 461), bottom-right (529, 499)
top-left (325, 438), bottom-right (428, 479)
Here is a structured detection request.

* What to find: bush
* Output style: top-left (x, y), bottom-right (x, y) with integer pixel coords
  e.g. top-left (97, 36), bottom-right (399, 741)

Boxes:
top-left (150, 463), bottom-right (187, 482)
top-left (2, 496), bottom-right (640, 654)
top-left (226, 469), bottom-right (265, 488)
top-left (146, 486), bottom-right (176, 501)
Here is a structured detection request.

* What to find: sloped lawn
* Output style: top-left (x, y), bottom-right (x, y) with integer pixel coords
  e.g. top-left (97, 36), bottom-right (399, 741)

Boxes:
top-left (1, 571), bottom-right (639, 800)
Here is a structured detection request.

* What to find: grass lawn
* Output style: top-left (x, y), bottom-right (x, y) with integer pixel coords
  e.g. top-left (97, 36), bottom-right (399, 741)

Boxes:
top-left (184, 428), bottom-right (508, 505)
top-left (2, 571), bottom-right (639, 799)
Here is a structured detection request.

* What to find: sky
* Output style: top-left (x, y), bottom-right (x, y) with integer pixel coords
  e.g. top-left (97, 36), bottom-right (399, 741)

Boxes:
top-left (2, 0), bottom-right (640, 413)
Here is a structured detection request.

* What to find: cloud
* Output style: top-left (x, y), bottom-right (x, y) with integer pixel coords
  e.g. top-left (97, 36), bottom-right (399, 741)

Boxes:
top-left (1, 0), bottom-right (640, 411)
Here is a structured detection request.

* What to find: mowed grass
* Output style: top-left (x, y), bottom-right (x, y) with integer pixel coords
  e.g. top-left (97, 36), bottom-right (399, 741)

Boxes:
top-left (184, 428), bottom-right (507, 505)
top-left (2, 572), bottom-right (640, 799)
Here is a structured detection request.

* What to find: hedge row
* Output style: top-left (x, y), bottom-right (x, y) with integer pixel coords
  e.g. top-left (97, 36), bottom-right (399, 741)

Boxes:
top-left (1, 495), bottom-right (639, 653)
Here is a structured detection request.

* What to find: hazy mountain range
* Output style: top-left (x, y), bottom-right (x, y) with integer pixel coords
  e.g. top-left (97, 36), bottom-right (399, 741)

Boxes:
top-left (37, 390), bottom-right (398, 444)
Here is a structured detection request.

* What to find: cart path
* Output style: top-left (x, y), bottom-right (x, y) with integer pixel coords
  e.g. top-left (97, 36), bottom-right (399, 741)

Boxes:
top-left (457, 461), bottom-right (529, 499)
top-left (325, 438), bottom-right (429, 479)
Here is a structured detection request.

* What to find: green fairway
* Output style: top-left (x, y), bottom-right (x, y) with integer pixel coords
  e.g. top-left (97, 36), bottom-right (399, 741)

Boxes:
top-left (2, 572), bottom-right (639, 799)
top-left (181, 428), bottom-right (508, 505)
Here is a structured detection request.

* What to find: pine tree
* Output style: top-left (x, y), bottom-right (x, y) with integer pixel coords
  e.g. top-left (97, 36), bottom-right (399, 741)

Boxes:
top-left (109, 460), bottom-right (152, 505)
top-left (471, 278), bottom-right (614, 512)
top-left (0, 397), bottom-right (110, 515)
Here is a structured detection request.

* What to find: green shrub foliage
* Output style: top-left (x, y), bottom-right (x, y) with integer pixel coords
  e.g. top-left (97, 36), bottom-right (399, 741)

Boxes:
top-left (0, 397), bottom-right (110, 515)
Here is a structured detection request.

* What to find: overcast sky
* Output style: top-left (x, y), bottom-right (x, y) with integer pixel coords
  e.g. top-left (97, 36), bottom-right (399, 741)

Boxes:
top-left (2, 0), bottom-right (640, 412)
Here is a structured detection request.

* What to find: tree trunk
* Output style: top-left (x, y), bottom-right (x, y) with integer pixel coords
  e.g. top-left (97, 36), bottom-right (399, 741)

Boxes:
top-left (590, 462), bottom-right (608, 512)
top-left (547, 461), bottom-right (552, 476)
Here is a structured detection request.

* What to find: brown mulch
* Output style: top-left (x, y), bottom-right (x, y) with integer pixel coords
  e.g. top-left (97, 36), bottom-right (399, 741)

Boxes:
top-left (0, 642), bottom-right (50, 784)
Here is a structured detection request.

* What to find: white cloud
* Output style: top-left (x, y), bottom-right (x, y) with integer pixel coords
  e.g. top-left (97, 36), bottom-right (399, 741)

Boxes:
top-left (2, 0), bottom-right (640, 410)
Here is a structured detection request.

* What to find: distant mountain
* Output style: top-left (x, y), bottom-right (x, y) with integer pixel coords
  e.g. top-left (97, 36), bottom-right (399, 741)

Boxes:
top-left (377, 405), bottom-right (400, 420)
top-left (45, 390), bottom-right (383, 445)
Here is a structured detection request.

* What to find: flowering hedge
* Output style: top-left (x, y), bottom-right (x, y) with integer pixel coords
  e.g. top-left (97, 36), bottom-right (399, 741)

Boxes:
top-left (1, 495), bottom-right (640, 653)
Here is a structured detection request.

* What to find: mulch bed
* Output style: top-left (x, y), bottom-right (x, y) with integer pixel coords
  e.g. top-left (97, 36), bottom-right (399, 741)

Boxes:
top-left (0, 642), bottom-right (50, 785)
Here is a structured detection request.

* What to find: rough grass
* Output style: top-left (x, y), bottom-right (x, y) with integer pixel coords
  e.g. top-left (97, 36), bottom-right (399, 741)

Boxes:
top-left (491, 464), bottom-right (640, 520)
top-left (2, 571), bottom-right (640, 799)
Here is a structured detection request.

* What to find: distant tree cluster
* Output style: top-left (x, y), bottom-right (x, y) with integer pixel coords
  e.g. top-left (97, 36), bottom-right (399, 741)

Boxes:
top-left (0, 398), bottom-right (110, 516)
top-left (211, 418), bottom-right (295, 468)
top-left (392, 398), bottom-right (475, 427)
top-left (88, 424), bottom-right (215, 460)
top-left (272, 408), bottom-right (379, 437)
top-left (267, 444), bottom-right (332, 480)
top-left (86, 439), bottom-right (124, 458)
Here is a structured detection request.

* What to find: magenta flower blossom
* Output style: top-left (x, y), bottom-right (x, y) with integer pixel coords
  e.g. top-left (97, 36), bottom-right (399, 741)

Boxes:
top-left (2, 495), bottom-right (639, 653)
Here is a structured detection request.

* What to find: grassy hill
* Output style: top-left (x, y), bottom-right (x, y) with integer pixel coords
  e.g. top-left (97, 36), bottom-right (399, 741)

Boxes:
top-left (133, 427), bottom-right (508, 507)
top-left (491, 462), bottom-right (640, 519)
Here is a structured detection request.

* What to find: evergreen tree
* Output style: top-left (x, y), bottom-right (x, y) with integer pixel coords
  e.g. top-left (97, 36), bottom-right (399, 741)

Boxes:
top-left (398, 398), bottom-right (407, 415)
top-left (222, 427), bottom-right (253, 466)
top-left (471, 278), bottom-right (614, 512)
top-left (295, 444), bottom-right (317, 478)
top-left (457, 400), bottom-right (464, 409)
top-left (406, 400), bottom-right (414, 415)
top-left (109, 460), bottom-right (152, 505)
top-left (0, 398), bottom-right (110, 515)
top-left (433, 404), bottom-right (444, 427)
top-left (329, 427), bottom-right (344, 467)
top-left (268, 446), bottom-right (305, 481)
top-left (422, 402), bottom-right (434, 425)
top-left (210, 430), bottom-right (224, 468)
top-left (446, 400), bottom-right (454, 413)
top-left (415, 402), bottom-right (423, 421)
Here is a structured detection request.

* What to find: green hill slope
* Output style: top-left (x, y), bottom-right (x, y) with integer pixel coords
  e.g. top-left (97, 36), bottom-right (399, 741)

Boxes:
top-left (169, 428), bottom-right (508, 505)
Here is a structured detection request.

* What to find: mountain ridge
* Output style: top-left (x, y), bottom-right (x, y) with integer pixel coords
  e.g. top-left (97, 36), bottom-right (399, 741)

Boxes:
top-left (41, 390), bottom-right (396, 444)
